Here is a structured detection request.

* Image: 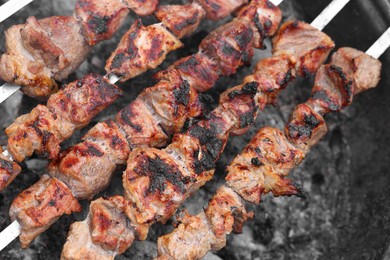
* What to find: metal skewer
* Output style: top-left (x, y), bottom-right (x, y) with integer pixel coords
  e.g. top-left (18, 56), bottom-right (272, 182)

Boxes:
top-left (2, 0), bottom-right (382, 253)
top-left (0, 0), bottom-right (34, 23)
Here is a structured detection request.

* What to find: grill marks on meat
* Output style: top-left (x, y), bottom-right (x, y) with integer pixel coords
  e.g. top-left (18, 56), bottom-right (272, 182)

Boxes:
top-left (9, 175), bottom-right (81, 248)
top-left (106, 19), bottom-right (183, 82)
top-left (122, 0), bottom-right (159, 16)
top-left (5, 74), bottom-right (122, 163)
top-left (273, 20), bottom-right (335, 77)
top-left (0, 147), bottom-right (22, 191)
top-left (0, 16), bottom-right (92, 99)
top-left (48, 120), bottom-right (130, 200)
top-left (75, 0), bottom-right (129, 46)
top-left (195, 0), bottom-right (248, 20)
top-left (157, 48), bottom-right (382, 259)
top-left (154, 2), bottom-right (206, 39)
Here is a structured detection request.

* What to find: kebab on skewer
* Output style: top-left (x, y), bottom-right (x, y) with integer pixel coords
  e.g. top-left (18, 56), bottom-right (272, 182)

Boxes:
top-left (0, 0), bottom-right (251, 188)
top-left (59, 17), bottom-right (336, 259)
top-left (4, 0), bottom-right (284, 249)
top-left (155, 44), bottom-right (382, 260)
top-left (0, 0), bottom-right (159, 99)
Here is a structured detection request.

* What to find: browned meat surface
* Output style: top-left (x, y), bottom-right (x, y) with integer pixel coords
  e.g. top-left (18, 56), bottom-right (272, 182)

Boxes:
top-left (155, 53), bottom-right (220, 92)
top-left (75, 0), bottom-right (129, 46)
top-left (330, 47), bottom-right (382, 93)
top-left (235, 0), bottom-right (282, 49)
top-left (199, 19), bottom-right (254, 76)
top-left (10, 175), bottom-right (81, 248)
top-left (0, 24), bottom-right (57, 99)
top-left (154, 2), bottom-right (206, 38)
top-left (5, 74), bottom-right (122, 162)
top-left (273, 20), bottom-right (335, 77)
top-left (195, 0), bottom-right (248, 20)
top-left (48, 121), bottom-right (129, 200)
top-left (47, 74), bottom-right (123, 129)
top-left (122, 0), bottom-right (159, 16)
top-left (5, 105), bottom-right (75, 162)
top-left (0, 148), bottom-right (22, 191)
top-left (105, 19), bottom-right (183, 81)
top-left (0, 15), bottom-right (92, 99)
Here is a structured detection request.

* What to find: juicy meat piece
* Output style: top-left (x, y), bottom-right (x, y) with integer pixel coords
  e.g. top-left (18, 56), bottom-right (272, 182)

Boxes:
top-left (154, 2), bottom-right (206, 38)
top-left (0, 148), bottom-right (22, 191)
top-left (75, 0), bottom-right (129, 46)
top-left (226, 127), bottom-right (305, 204)
top-left (5, 105), bottom-right (75, 162)
top-left (105, 19), bottom-right (183, 82)
top-left (200, 19), bottom-right (254, 76)
top-left (115, 99), bottom-right (169, 148)
top-left (235, 0), bottom-right (282, 48)
top-left (195, 0), bottom-right (248, 20)
top-left (285, 103), bottom-right (327, 151)
top-left (0, 24), bottom-right (57, 99)
top-left (330, 47), bottom-right (382, 94)
top-left (204, 186), bottom-right (251, 250)
top-left (122, 0), bottom-right (159, 16)
top-left (123, 148), bottom-right (190, 224)
top-left (138, 70), bottom-right (202, 136)
top-left (155, 53), bottom-right (220, 92)
top-left (157, 211), bottom-right (217, 260)
top-left (47, 74), bottom-right (123, 129)
top-left (10, 175), bottom-right (81, 248)
top-left (22, 16), bottom-right (91, 79)
top-left (273, 20), bottom-right (335, 77)
top-left (48, 121), bottom-right (129, 200)
top-left (308, 64), bottom-right (354, 113)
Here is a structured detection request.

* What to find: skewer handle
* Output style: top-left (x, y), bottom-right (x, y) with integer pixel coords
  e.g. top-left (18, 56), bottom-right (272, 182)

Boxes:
top-left (0, 0), bottom-right (34, 23)
top-left (366, 27), bottom-right (390, 59)
top-left (311, 0), bottom-right (350, 31)
top-left (0, 221), bottom-right (20, 251)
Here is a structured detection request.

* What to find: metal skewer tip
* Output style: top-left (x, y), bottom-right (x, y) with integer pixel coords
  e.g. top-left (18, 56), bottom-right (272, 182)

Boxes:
top-left (0, 0), bottom-right (34, 23)
top-left (0, 221), bottom-right (20, 251)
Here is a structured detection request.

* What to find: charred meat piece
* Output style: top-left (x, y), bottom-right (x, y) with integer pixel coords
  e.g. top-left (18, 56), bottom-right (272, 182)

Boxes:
top-left (195, 0), bottom-right (248, 20)
top-left (106, 19), bottom-right (183, 82)
top-left (10, 175), bottom-right (81, 248)
top-left (154, 2), bottom-right (206, 38)
top-left (75, 0), bottom-right (129, 46)
top-left (235, 0), bottom-right (282, 48)
top-left (273, 20), bottom-right (335, 77)
top-left (5, 105), bottom-right (75, 162)
top-left (0, 148), bottom-right (22, 191)
top-left (48, 121), bottom-right (129, 200)
top-left (330, 47), bottom-right (382, 93)
top-left (47, 74), bottom-right (123, 129)
top-left (122, 0), bottom-right (159, 16)
top-left (155, 53), bottom-right (220, 92)
top-left (199, 18), bottom-right (254, 75)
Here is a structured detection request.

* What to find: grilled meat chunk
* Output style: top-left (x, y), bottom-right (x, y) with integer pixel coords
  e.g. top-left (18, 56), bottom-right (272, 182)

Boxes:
top-left (47, 74), bottom-right (123, 129)
top-left (0, 148), bottom-right (22, 191)
top-left (75, 0), bottom-right (129, 46)
top-left (195, 0), bottom-right (248, 20)
top-left (200, 19), bottom-right (254, 75)
top-left (106, 19), bottom-right (183, 82)
top-left (48, 121), bottom-right (129, 200)
top-left (10, 175), bottom-right (81, 248)
top-left (5, 74), bottom-right (122, 162)
top-left (155, 53), bottom-right (220, 92)
top-left (235, 0), bottom-right (282, 48)
top-left (5, 105), bottom-right (75, 162)
top-left (273, 20), bottom-right (335, 77)
top-left (154, 2), bottom-right (206, 38)
top-left (330, 47), bottom-right (382, 93)
top-left (0, 16), bottom-right (92, 99)
top-left (122, 0), bottom-right (159, 16)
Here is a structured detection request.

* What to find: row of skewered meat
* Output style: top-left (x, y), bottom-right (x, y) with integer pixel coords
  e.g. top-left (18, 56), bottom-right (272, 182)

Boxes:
top-left (0, 0), bottom-right (255, 190)
top-left (156, 46), bottom-right (381, 260)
